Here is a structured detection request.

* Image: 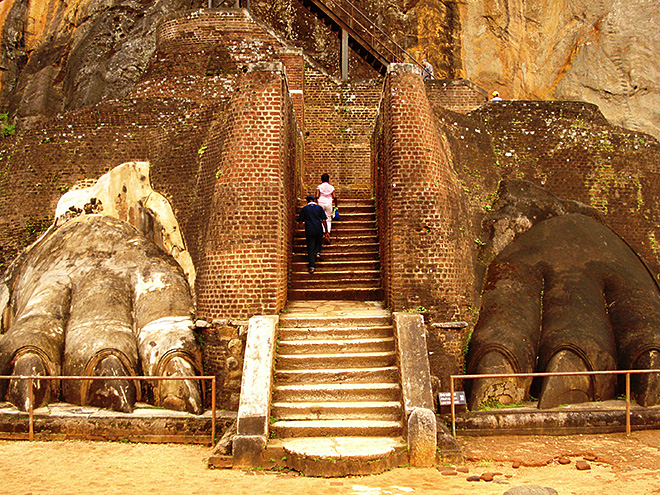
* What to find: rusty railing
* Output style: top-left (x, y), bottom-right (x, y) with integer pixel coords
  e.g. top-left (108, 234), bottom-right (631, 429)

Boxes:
top-left (307, 0), bottom-right (427, 74)
top-left (449, 369), bottom-right (660, 437)
top-left (0, 375), bottom-right (217, 444)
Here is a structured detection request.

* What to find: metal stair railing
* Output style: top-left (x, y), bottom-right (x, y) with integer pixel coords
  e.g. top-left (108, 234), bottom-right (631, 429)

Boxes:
top-left (208, 0), bottom-right (245, 8)
top-left (306, 0), bottom-right (427, 74)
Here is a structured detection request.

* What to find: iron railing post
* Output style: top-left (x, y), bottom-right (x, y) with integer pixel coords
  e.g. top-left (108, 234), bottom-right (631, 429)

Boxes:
top-left (626, 372), bottom-right (631, 436)
top-left (211, 375), bottom-right (217, 446)
top-left (28, 377), bottom-right (34, 441)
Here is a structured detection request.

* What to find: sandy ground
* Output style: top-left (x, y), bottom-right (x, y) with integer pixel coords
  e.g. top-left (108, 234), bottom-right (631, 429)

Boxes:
top-left (2, 431), bottom-right (660, 494)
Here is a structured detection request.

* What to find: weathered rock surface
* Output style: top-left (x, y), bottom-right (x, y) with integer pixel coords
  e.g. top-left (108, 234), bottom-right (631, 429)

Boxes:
top-left (2, 0), bottom-right (660, 140)
top-left (460, 0), bottom-right (660, 140)
top-left (0, 0), bottom-right (205, 128)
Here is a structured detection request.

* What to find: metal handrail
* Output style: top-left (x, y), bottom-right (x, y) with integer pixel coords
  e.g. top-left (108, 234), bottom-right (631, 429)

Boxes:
top-left (449, 369), bottom-right (660, 438)
top-left (333, 0), bottom-right (420, 65)
top-left (0, 374), bottom-right (217, 444)
top-left (310, 0), bottom-right (428, 74)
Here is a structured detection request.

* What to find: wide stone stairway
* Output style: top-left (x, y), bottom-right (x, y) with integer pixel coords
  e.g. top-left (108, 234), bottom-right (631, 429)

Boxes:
top-left (265, 199), bottom-right (406, 475)
top-left (268, 300), bottom-right (407, 475)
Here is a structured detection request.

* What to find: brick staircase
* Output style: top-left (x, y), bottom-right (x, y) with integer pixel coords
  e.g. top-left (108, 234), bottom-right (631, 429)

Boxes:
top-left (290, 198), bottom-right (384, 301)
top-left (267, 301), bottom-right (407, 475)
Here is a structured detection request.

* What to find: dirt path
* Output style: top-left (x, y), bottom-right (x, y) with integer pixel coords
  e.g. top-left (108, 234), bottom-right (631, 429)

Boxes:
top-left (2, 432), bottom-right (660, 494)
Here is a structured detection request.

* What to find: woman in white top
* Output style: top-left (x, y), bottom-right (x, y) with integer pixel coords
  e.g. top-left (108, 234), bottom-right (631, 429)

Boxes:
top-left (315, 173), bottom-right (337, 235)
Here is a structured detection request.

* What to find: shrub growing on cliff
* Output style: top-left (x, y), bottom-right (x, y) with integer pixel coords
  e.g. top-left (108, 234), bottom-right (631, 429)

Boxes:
top-left (1, 113), bottom-right (15, 137)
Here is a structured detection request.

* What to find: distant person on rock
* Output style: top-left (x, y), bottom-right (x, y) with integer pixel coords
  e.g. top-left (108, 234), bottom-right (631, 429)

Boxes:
top-left (315, 173), bottom-right (337, 239)
top-left (297, 194), bottom-right (329, 274)
top-left (491, 91), bottom-right (503, 101)
top-left (422, 58), bottom-right (434, 81)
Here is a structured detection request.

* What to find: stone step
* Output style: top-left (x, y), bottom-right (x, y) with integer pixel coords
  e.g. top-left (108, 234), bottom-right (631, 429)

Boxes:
top-left (288, 287), bottom-right (385, 301)
top-left (269, 437), bottom-right (409, 477)
top-left (292, 242), bottom-right (379, 253)
top-left (270, 419), bottom-right (403, 438)
top-left (293, 235), bottom-right (378, 246)
top-left (279, 313), bottom-right (392, 328)
top-left (274, 366), bottom-right (399, 384)
top-left (296, 199), bottom-right (374, 209)
top-left (276, 351), bottom-right (396, 370)
top-left (294, 228), bottom-right (377, 239)
top-left (278, 325), bottom-right (393, 340)
top-left (271, 401), bottom-right (402, 421)
top-left (278, 337), bottom-right (395, 355)
top-left (272, 382), bottom-right (401, 402)
top-left (289, 269), bottom-right (381, 283)
top-left (327, 212), bottom-right (375, 221)
top-left (292, 260), bottom-right (380, 271)
top-left (291, 251), bottom-right (379, 262)
top-left (289, 278), bottom-right (382, 290)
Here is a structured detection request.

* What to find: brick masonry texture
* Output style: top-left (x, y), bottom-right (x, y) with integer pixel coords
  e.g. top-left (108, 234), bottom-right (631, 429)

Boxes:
top-left (472, 101), bottom-right (660, 280)
top-left (372, 64), bottom-right (475, 323)
top-left (373, 66), bottom-right (660, 389)
top-left (4, 7), bottom-right (660, 404)
top-left (0, 9), bottom-right (305, 409)
top-left (198, 322), bottom-right (247, 410)
top-left (303, 65), bottom-right (382, 198)
top-left (425, 79), bottom-right (488, 115)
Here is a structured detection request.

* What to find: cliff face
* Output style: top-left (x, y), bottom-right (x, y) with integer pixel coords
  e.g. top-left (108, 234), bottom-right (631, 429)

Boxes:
top-left (460, 0), bottom-right (660, 140)
top-left (0, 0), bottom-right (205, 127)
top-left (1, 0), bottom-right (659, 140)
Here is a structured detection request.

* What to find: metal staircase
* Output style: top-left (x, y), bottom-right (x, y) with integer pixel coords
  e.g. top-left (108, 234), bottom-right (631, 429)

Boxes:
top-left (210, 0), bottom-right (424, 76)
top-left (301, 0), bottom-right (424, 76)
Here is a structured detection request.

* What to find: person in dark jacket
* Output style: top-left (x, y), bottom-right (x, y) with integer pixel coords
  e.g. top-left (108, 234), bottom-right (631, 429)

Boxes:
top-left (297, 194), bottom-right (328, 273)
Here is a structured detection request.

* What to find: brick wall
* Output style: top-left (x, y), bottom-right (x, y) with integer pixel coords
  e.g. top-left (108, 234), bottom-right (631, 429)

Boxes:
top-left (303, 64), bottom-right (382, 198)
top-left (278, 48), bottom-right (305, 132)
top-left (199, 321), bottom-right (247, 410)
top-left (372, 64), bottom-right (475, 321)
top-left (0, 9), bottom-right (304, 410)
top-left (0, 97), bottom-right (217, 272)
top-left (194, 63), bottom-right (301, 321)
top-left (425, 79), bottom-right (488, 114)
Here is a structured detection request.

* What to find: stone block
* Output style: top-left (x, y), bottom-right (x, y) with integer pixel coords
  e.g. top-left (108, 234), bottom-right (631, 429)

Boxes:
top-left (231, 434), bottom-right (267, 468)
top-left (393, 312), bottom-right (434, 413)
top-left (236, 315), bottom-right (278, 437)
top-left (407, 407), bottom-right (437, 467)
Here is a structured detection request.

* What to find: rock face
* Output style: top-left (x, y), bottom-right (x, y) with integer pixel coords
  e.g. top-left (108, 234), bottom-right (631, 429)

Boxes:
top-left (460, 0), bottom-right (660, 140)
top-left (0, 0), bottom-right (205, 128)
top-left (1, 0), bottom-right (660, 139)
